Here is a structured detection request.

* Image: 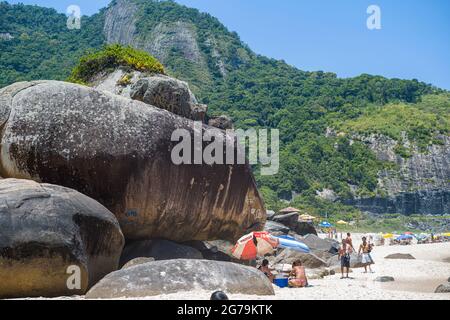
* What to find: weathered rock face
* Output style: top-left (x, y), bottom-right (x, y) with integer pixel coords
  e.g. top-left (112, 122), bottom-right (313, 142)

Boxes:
top-left (0, 178), bottom-right (124, 298)
top-left (86, 259), bottom-right (275, 298)
top-left (102, 0), bottom-right (251, 83)
top-left (301, 234), bottom-right (339, 255)
top-left (0, 81), bottom-right (265, 242)
top-left (122, 257), bottom-right (155, 270)
top-left (264, 221), bottom-right (290, 236)
top-left (293, 222), bottom-right (318, 236)
top-left (92, 71), bottom-right (208, 121)
top-left (130, 74), bottom-right (207, 121)
top-left (344, 134), bottom-right (450, 215)
top-left (270, 250), bottom-right (327, 269)
top-left (208, 115), bottom-right (233, 130)
top-left (272, 212), bottom-right (299, 230)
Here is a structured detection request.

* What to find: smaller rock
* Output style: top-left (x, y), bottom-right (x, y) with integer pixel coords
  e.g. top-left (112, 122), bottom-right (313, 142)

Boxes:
top-left (264, 221), bottom-right (290, 235)
top-left (375, 276), bottom-right (395, 282)
top-left (435, 283), bottom-right (450, 293)
top-left (385, 253), bottom-right (416, 260)
top-left (272, 212), bottom-right (299, 230)
top-left (86, 260), bottom-right (275, 298)
top-left (271, 250), bottom-right (327, 269)
top-left (121, 258), bottom-right (155, 270)
top-left (302, 234), bottom-right (338, 253)
top-left (208, 115), bottom-right (233, 130)
top-left (266, 210), bottom-right (276, 220)
top-left (294, 221), bottom-right (318, 236)
top-left (191, 104), bottom-right (208, 122)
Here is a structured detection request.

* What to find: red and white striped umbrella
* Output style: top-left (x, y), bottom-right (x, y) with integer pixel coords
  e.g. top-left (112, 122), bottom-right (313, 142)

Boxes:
top-left (231, 231), bottom-right (279, 260)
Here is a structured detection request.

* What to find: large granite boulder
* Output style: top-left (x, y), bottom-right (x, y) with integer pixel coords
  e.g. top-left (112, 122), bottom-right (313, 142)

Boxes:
top-left (86, 259), bottom-right (275, 298)
top-left (0, 178), bottom-right (124, 298)
top-left (119, 239), bottom-right (203, 267)
top-left (0, 81), bottom-right (265, 242)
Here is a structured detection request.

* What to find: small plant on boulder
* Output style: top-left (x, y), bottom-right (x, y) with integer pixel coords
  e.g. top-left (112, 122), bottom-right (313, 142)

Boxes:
top-left (68, 44), bottom-right (165, 85)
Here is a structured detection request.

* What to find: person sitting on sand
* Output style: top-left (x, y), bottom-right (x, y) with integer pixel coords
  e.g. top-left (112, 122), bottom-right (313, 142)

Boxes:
top-left (288, 260), bottom-right (308, 288)
top-left (258, 259), bottom-right (274, 282)
top-left (358, 236), bottom-right (374, 273)
top-left (338, 239), bottom-right (351, 279)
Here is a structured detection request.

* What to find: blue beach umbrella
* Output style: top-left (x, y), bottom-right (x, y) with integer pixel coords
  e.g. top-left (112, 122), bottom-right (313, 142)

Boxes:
top-left (274, 235), bottom-right (310, 253)
top-left (318, 221), bottom-right (333, 228)
top-left (396, 234), bottom-right (413, 241)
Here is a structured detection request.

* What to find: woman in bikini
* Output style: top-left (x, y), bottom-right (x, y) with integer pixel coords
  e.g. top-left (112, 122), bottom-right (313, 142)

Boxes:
top-left (258, 259), bottom-right (275, 282)
top-left (288, 260), bottom-right (308, 288)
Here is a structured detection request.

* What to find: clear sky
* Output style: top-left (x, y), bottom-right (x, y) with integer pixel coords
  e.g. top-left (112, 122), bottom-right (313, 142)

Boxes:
top-left (5, 0), bottom-right (450, 89)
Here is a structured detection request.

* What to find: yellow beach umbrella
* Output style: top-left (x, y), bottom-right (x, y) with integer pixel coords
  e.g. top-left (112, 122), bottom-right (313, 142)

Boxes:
top-left (299, 214), bottom-right (317, 221)
top-left (337, 220), bottom-right (348, 225)
top-left (443, 233), bottom-right (450, 237)
top-left (383, 233), bottom-right (394, 239)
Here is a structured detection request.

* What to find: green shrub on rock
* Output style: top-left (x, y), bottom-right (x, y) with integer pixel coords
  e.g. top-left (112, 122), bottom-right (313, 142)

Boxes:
top-left (68, 44), bottom-right (165, 84)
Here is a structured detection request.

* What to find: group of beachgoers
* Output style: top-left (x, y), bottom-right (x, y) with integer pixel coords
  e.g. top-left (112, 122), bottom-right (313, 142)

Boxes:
top-left (257, 233), bottom-right (376, 287)
top-left (338, 233), bottom-right (375, 279)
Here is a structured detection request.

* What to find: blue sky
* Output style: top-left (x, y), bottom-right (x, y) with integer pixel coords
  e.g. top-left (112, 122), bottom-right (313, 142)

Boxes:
top-left (6, 0), bottom-right (450, 89)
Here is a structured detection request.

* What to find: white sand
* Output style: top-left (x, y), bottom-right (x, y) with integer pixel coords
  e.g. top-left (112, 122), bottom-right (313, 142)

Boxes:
top-left (18, 240), bottom-right (450, 300)
top-left (143, 241), bottom-right (450, 300)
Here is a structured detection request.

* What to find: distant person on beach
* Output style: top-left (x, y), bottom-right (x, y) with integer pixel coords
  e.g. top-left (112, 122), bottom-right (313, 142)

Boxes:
top-left (338, 239), bottom-right (351, 279)
top-left (358, 236), bottom-right (374, 273)
top-left (346, 233), bottom-right (356, 252)
top-left (258, 259), bottom-right (274, 282)
top-left (288, 260), bottom-right (308, 288)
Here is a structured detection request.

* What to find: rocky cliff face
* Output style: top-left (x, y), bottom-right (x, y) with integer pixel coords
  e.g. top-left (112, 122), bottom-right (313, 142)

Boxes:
top-left (103, 0), bottom-right (251, 87)
top-left (344, 134), bottom-right (450, 215)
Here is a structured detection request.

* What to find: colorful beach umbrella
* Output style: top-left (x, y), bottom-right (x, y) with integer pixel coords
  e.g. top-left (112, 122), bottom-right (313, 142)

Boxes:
top-left (319, 221), bottom-right (333, 228)
top-left (231, 231), bottom-right (279, 260)
top-left (274, 235), bottom-right (310, 253)
top-left (383, 233), bottom-right (394, 239)
top-left (443, 233), bottom-right (450, 237)
top-left (404, 232), bottom-right (414, 235)
top-left (337, 220), bottom-right (348, 225)
top-left (396, 234), bottom-right (413, 241)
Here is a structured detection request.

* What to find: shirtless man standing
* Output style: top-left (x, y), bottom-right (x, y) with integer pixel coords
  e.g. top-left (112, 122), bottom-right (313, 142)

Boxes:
top-left (338, 239), bottom-right (352, 279)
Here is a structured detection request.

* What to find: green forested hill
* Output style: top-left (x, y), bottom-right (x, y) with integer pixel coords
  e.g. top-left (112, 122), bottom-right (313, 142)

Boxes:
top-left (1, 0), bottom-right (448, 219)
top-left (0, 1), bottom-right (105, 86)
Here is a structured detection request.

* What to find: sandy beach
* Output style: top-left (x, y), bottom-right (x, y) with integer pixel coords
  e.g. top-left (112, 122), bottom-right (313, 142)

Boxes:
top-left (141, 240), bottom-right (450, 301)
top-left (16, 237), bottom-right (450, 301)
